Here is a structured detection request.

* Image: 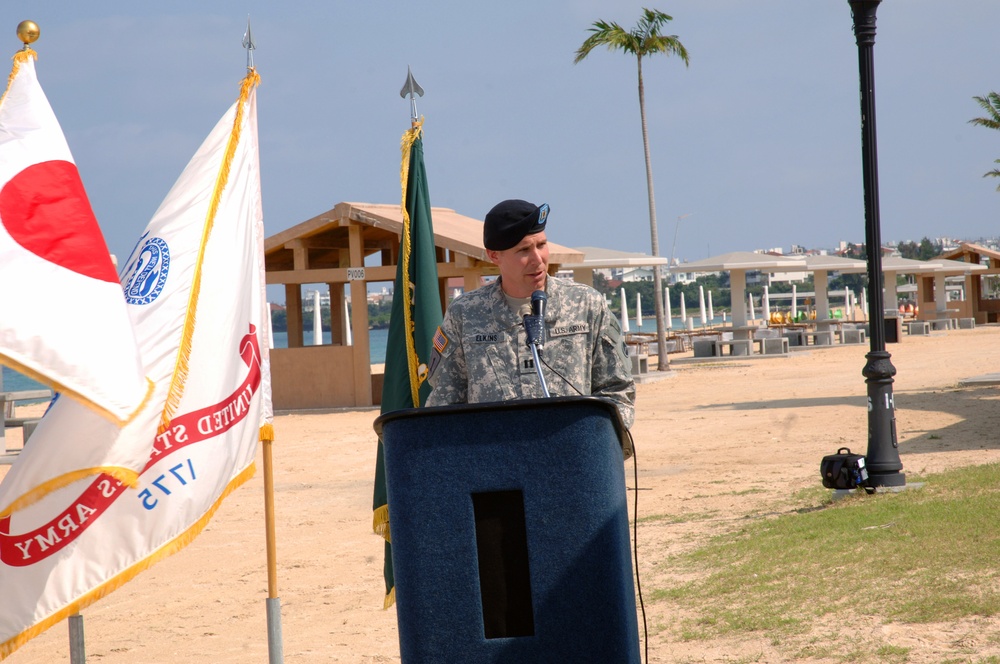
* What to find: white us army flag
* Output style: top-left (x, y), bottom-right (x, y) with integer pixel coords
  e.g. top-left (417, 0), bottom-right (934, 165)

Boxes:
top-left (0, 67), bottom-right (272, 659)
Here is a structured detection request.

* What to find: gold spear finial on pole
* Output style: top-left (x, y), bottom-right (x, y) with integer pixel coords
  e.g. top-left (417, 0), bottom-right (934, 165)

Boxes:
top-left (16, 20), bottom-right (39, 49)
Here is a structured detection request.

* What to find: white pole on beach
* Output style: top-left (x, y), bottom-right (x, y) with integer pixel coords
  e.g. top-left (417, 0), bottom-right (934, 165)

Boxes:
top-left (748, 292), bottom-right (755, 322)
top-left (698, 286), bottom-right (707, 327)
top-left (680, 292), bottom-right (687, 323)
top-left (664, 286), bottom-right (672, 333)
top-left (708, 290), bottom-right (715, 323)
top-left (266, 302), bottom-right (274, 350)
top-left (620, 287), bottom-right (630, 333)
top-left (763, 286), bottom-right (771, 321)
top-left (312, 290), bottom-right (322, 345)
top-left (844, 286), bottom-right (850, 319)
top-left (344, 297), bottom-right (353, 346)
top-left (636, 292), bottom-right (643, 328)
top-left (861, 288), bottom-right (868, 321)
top-left (791, 284), bottom-right (798, 321)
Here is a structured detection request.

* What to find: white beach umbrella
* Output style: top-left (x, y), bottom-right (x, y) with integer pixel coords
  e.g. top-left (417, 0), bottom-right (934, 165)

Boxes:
top-left (708, 290), bottom-right (715, 323)
top-left (313, 290), bottom-right (323, 345)
top-left (680, 292), bottom-right (687, 323)
top-left (664, 286), bottom-right (672, 332)
top-left (620, 287), bottom-right (630, 333)
top-left (266, 302), bottom-right (274, 349)
top-left (636, 292), bottom-right (643, 328)
top-left (698, 286), bottom-right (707, 327)
top-left (791, 284), bottom-right (798, 321)
top-left (763, 286), bottom-right (771, 320)
top-left (748, 292), bottom-right (755, 322)
top-left (345, 296), bottom-right (353, 346)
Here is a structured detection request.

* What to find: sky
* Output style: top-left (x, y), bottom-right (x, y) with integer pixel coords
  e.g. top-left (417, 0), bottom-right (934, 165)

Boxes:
top-left (6, 2), bottom-right (1000, 303)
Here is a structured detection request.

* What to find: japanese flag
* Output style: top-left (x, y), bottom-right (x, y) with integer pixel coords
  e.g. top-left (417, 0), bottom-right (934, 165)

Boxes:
top-left (0, 50), bottom-right (149, 423)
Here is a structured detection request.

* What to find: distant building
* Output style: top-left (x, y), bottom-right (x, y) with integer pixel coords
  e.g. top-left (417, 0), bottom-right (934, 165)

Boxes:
top-left (620, 266), bottom-right (654, 282)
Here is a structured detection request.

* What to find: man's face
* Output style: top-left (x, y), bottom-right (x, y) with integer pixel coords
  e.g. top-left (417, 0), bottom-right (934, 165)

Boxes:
top-left (487, 231), bottom-right (549, 299)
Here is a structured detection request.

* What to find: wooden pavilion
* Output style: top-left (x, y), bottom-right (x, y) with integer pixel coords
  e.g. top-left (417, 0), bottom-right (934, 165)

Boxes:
top-left (263, 202), bottom-right (584, 410)
top-left (933, 242), bottom-right (1000, 323)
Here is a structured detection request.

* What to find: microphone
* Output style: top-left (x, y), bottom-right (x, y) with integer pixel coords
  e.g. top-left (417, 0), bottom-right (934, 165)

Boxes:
top-left (523, 290), bottom-right (547, 349)
top-left (531, 290), bottom-right (546, 321)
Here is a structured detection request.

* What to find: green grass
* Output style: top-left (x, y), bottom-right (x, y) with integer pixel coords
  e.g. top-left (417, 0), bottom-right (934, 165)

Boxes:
top-left (655, 463), bottom-right (1000, 649)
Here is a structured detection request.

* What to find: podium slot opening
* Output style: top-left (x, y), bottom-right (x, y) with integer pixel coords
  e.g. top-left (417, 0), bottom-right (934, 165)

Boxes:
top-left (472, 490), bottom-right (535, 639)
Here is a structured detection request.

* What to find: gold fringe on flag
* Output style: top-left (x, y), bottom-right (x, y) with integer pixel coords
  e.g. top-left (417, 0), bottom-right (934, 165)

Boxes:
top-left (372, 503), bottom-right (391, 543)
top-left (0, 377), bottom-right (157, 517)
top-left (158, 69), bottom-right (261, 436)
top-left (383, 586), bottom-right (396, 610)
top-left (398, 118), bottom-right (424, 407)
top-left (0, 466), bottom-right (140, 519)
top-left (0, 462), bottom-right (257, 660)
top-left (0, 352), bottom-right (155, 427)
top-left (0, 48), bottom-right (36, 108)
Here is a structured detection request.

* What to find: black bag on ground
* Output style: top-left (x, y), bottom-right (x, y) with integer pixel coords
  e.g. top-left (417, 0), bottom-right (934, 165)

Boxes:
top-left (821, 447), bottom-right (869, 489)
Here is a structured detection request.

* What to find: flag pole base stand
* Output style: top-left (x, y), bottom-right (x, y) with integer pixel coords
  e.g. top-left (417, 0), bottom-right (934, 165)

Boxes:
top-left (266, 597), bottom-right (284, 664)
top-left (69, 613), bottom-right (85, 664)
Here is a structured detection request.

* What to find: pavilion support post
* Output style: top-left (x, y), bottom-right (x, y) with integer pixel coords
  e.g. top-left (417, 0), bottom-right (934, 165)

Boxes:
top-left (328, 284), bottom-right (346, 345)
top-left (348, 224), bottom-right (372, 407)
top-left (285, 285), bottom-right (303, 348)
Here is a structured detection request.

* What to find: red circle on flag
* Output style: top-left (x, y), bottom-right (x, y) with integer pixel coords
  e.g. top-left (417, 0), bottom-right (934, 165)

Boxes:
top-left (0, 160), bottom-right (119, 283)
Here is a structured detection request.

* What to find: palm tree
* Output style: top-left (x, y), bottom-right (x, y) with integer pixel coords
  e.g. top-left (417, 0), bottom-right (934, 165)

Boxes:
top-left (970, 93), bottom-right (1000, 190)
top-left (575, 8), bottom-right (688, 370)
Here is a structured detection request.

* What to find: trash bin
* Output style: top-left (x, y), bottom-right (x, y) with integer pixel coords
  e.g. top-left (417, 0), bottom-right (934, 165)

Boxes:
top-left (883, 316), bottom-right (902, 344)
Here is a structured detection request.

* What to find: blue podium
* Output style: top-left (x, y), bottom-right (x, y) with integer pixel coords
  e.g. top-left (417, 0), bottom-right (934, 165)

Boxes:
top-left (374, 396), bottom-right (640, 663)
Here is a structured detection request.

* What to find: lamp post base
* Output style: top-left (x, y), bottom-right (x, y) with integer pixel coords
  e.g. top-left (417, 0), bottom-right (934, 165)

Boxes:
top-left (866, 470), bottom-right (906, 489)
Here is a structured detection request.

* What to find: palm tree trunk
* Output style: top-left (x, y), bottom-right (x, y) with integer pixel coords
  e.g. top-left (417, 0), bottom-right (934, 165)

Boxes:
top-left (637, 56), bottom-right (669, 369)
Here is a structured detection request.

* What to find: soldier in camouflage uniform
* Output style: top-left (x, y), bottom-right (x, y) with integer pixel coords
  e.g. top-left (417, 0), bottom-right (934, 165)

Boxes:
top-left (426, 199), bottom-right (635, 431)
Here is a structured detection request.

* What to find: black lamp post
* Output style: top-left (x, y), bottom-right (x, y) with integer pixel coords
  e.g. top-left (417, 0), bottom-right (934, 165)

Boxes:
top-left (849, 0), bottom-right (905, 488)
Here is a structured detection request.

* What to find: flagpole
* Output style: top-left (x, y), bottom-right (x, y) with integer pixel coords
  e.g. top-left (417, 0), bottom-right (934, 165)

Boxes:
top-left (263, 438), bottom-right (283, 664)
top-left (17, 20), bottom-right (92, 664)
top-left (242, 17), bottom-right (282, 663)
top-left (68, 614), bottom-right (85, 664)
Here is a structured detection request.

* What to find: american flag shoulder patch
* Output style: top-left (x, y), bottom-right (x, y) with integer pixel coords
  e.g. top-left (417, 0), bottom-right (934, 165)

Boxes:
top-left (433, 326), bottom-right (449, 353)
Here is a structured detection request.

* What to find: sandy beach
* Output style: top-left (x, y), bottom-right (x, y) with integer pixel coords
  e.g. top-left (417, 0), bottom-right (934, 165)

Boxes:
top-left (4, 325), bottom-right (1000, 663)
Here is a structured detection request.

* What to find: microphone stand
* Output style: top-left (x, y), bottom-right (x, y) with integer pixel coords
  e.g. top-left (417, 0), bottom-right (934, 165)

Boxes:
top-left (529, 340), bottom-right (550, 398)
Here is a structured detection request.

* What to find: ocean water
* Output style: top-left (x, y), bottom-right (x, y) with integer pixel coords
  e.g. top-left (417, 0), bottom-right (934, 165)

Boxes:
top-left (270, 328), bottom-right (389, 364)
top-left (1, 366), bottom-right (48, 399)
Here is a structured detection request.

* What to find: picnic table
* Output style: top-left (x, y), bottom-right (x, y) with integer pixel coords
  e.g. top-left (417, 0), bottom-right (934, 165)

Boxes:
top-left (1, 388), bottom-right (52, 455)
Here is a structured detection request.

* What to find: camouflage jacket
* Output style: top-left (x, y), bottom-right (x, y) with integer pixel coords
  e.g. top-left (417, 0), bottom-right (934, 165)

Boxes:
top-left (426, 276), bottom-right (635, 429)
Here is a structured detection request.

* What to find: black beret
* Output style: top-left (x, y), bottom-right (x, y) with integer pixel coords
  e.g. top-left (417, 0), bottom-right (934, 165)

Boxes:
top-left (483, 199), bottom-right (549, 251)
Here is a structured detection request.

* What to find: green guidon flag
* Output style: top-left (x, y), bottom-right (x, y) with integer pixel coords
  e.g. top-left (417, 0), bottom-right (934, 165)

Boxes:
top-left (372, 119), bottom-right (442, 608)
